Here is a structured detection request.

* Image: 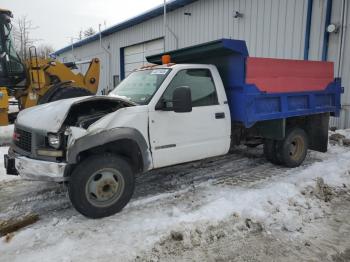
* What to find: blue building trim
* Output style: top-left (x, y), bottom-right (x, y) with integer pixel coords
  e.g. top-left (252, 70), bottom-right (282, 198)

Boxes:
top-left (304, 0), bottom-right (313, 60)
top-left (53, 0), bottom-right (198, 56)
top-left (322, 0), bottom-right (333, 61)
top-left (120, 47), bottom-right (125, 80)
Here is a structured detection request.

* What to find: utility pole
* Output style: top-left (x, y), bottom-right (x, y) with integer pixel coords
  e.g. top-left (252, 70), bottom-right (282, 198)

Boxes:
top-left (163, 0), bottom-right (178, 50)
top-left (163, 0), bottom-right (166, 50)
top-left (164, 0), bottom-right (167, 31)
top-left (70, 37), bottom-right (80, 61)
top-left (71, 37), bottom-right (75, 60)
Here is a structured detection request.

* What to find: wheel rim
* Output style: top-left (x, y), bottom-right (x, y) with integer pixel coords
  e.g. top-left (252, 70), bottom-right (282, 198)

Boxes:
top-left (288, 135), bottom-right (305, 161)
top-left (85, 168), bottom-right (125, 207)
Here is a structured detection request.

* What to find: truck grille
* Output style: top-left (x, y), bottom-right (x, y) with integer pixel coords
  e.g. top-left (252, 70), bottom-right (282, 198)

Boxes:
top-left (14, 128), bottom-right (32, 152)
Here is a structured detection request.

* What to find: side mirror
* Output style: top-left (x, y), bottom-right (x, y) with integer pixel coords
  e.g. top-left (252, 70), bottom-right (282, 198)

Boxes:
top-left (155, 98), bottom-right (166, 110)
top-left (173, 86), bottom-right (192, 113)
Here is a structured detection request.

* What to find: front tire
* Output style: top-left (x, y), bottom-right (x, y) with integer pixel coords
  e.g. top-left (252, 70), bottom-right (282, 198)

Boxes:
top-left (68, 154), bottom-right (135, 218)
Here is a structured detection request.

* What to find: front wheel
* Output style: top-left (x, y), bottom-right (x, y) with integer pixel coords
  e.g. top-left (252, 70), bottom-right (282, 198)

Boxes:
top-left (68, 154), bottom-right (135, 218)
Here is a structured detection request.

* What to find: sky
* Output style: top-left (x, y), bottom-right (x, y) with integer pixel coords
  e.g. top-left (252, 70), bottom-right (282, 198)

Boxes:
top-left (2, 0), bottom-right (164, 50)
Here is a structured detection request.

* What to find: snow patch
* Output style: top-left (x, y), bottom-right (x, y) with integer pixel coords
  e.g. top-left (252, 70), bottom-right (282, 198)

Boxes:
top-left (0, 133), bottom-right (350, 261)
top-left (0, 125), bottom-right (14, 146)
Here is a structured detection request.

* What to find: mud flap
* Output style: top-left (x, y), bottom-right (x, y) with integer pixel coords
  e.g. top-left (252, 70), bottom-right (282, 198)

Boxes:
top-left (306, 113), bottom-right (330, 153)
top-left (256, 119), bottom-right (286, 140)
top-left (4, 154), bottom-right (18, 176)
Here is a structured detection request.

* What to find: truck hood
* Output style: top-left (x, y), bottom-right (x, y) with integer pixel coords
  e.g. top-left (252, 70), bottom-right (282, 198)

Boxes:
top-left (16, 96), bottom-right (135, 133)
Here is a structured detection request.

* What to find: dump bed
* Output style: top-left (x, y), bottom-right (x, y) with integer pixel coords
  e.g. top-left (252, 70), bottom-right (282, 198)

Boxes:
top-left (147, 39), bottom-right (343, 128)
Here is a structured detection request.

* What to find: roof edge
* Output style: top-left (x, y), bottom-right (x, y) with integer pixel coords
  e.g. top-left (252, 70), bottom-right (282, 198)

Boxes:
top-left (53, 0), bottom-right (198, 56)
top-left (146, 39), bottom-right (249, 64)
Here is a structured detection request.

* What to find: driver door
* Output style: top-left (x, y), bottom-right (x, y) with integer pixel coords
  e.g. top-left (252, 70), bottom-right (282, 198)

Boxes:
top-left (149, 68), bottom-right (231, 168)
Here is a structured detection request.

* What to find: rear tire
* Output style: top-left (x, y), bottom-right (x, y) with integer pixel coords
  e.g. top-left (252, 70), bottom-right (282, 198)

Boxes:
top-left (68, 154), bottom-right (135, 219)
top-left (263, 139), bottom-right (282, 164)
top-left (49, 86), bottom-right (93, 102)
top-left (277, 128), bottom-right (308, 168)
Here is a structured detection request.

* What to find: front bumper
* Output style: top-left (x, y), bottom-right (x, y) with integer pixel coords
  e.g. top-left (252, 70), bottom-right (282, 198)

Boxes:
top-left (4, 152), bottom-right (68, 182)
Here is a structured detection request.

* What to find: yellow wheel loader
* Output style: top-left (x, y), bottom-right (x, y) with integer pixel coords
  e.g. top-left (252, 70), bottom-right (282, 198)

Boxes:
top-left (0, 8), bottom-right (100, 126)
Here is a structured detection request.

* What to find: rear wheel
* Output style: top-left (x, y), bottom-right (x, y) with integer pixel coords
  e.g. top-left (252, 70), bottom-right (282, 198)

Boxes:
top-left (263, 139), bottom-right (282, 164)
top-left (68, 154), bottom-right (135, 218)
top-left (277, 128), bottom-right (308, 168)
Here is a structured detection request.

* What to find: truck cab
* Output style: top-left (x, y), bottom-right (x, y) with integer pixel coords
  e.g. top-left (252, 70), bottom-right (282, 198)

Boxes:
top-left (109, 64), bottom-right (231, 168)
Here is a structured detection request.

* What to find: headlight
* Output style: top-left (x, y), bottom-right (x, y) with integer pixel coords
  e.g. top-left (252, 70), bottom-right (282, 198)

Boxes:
top-left (48, 134), bottom-right (61, 149)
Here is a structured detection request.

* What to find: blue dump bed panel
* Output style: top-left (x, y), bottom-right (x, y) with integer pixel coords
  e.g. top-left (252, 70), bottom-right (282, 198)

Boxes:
top-left (147, 39), bottom-right (343, 128)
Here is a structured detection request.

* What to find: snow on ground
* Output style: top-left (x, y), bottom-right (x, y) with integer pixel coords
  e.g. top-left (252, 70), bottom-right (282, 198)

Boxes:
top-left (0, 131), bottom-right (350, 261)
top-left (0, 100), bottom-right (17, 145)
top-left (0, 125), bottom-right (14, 146)
top-left (332, 128), bottom-right (350, 139)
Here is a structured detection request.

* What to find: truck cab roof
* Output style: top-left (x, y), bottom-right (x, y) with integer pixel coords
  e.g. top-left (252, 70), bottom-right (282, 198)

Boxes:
top-left (136, 63), bottom-right (217, 71)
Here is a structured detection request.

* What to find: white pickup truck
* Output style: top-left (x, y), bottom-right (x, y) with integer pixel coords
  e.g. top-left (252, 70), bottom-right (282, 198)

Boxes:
top-left (4, 39), bottom-right (342, 218)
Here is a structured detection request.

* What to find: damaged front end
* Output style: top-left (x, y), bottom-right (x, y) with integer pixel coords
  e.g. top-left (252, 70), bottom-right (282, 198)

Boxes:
top-left (6, 96), bottom-right (135, 181)
top-left (63, 97), bottom-right (136, 152)
top-left (63, 97), bottom-right (134, 129)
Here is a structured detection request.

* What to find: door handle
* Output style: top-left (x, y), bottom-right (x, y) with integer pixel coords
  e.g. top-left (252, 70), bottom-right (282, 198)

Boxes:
top-left (215, 112), bottom-right (225, 119)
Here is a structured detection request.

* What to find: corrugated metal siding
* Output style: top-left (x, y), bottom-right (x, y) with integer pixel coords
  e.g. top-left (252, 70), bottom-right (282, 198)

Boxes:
top-left (163, 0), bottom-right (307, 58)
top-left (58, 0), bottom-right (308, 94)
top-left (324, 0), bottom-right (350, 129)
top-left (332, 1), bottom-right (350, 128)
top-left (340, 0), bottom-right (350, 128)
top-left (308, 0), bottom-right (327, 60)
top-left (59, 15), bottom-right (165, 92)
top-left (56, 0), bottom-right (350, 129)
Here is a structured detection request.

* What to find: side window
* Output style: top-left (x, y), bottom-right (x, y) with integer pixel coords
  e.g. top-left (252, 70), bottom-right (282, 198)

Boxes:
top-left (162, 69), bottom-right (218, 108)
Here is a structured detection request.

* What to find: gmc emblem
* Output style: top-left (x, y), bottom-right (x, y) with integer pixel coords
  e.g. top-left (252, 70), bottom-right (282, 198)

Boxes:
top-left (13, 132), bottom-right (21, 142)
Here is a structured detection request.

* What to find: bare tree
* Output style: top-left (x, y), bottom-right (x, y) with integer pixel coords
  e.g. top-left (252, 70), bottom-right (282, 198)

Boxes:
top-left (36, 44), bottom-right (54, 59)
top-left (12, 15), bottom-right (39, 60)
top-left (78, 29), bottom-right (83, 40)
top-left (84, 27), bottom-right (96, 37)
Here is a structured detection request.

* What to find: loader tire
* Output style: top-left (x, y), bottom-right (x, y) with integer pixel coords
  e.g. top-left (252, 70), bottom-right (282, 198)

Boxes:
top-left (49, 87), bottom-right (93, 102)
top-left (68, 154), bottom-right (135, 219)
top-left (277, 128), bottom-right (308, 168)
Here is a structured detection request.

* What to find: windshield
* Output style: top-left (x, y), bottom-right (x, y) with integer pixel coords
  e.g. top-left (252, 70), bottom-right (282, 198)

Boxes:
top-left (109, 69), bottom-right (171, 105)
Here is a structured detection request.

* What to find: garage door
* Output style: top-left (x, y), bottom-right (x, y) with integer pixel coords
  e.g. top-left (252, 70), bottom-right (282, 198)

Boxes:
top-left (124, 38), bottom-right (164, 77)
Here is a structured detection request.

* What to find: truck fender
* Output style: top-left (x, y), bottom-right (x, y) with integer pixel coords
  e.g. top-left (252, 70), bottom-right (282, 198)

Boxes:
top-left (67, 127), bottom-right (152, 171)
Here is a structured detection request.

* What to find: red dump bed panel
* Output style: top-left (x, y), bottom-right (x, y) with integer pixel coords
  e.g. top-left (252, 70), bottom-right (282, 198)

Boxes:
top-left (246, 57), bottom-right (334, 93)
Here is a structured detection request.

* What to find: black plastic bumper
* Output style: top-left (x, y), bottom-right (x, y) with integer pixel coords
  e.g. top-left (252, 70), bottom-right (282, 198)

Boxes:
top-left (4, 154), bottom-right (18, 176)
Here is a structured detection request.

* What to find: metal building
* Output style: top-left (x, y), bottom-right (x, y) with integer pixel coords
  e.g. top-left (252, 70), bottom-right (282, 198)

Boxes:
top-left (53, 0), bottom-right (350, 128)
